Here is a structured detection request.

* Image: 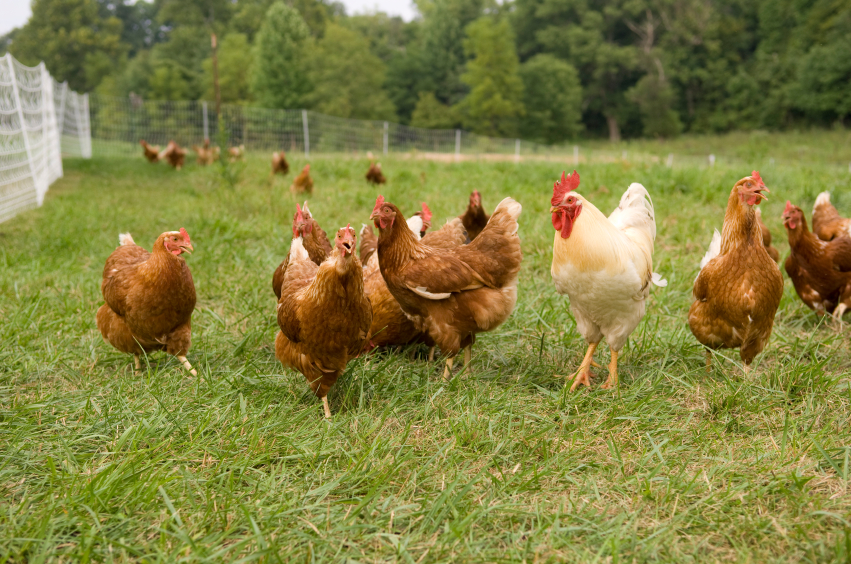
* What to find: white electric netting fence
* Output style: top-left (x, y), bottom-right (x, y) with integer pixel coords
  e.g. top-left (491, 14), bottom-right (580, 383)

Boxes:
top-left (0, 53), bottom-right (91, 224)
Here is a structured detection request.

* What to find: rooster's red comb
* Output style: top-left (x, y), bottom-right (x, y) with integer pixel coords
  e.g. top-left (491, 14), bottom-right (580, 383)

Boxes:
top-left (372, 195), bottom-right (385, 215)
top-left (179, 228), bottom-right (190, 243)
top-left (421, 203), bottom-right (432, 223)
top-left (552, 170), bottom-right (580, 206)
top-left (752, 170), bottom-right (765, 187)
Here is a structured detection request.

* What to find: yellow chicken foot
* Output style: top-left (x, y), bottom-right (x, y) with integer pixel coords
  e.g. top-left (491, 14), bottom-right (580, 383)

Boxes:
top-left (134, 354), bottom-right (141, 376)
top-left (177, 355), bottom-right (197, 377)
top-left (563, 342), bottom-right (598, 392)
top-left (322, 396), bottom-right (332, 419)
top-left (832, 303), bottom-right (847, 329)
top-left (443, 356), bottom-right (455, 381)
top-left (705, 350), bottom-right (712, 373)
top-left (590, 360), bottom-right (602, 369)
top-left (428, 346), bottom-right (435, 362)
top-left (463, 345), bottom-right (472, 376)
top-left (601, 350), bottom-right (619, 390)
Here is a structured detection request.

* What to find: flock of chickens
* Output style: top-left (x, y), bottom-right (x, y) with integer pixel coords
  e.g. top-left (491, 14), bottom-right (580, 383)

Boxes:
top-left (94, 149), bottom-right (851, 418)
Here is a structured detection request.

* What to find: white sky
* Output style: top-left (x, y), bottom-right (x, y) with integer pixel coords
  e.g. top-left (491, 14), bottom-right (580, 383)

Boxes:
top-left (0, 0), bottom-right (418, 37)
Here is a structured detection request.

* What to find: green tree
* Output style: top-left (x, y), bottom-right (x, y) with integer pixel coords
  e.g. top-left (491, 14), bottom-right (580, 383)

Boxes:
top-left (518, 54), bottom-right (582, 143)
top-left (628, 73), bottom-right (682, 137)
top-left (201, 33), bottom-right (253, 103)
top-left (147, 59), bottom-right (192, 100)
top-left (9, 0), bottom-right (127, 91)
top-left (307, 23), bottom-right (397, 120)
top-left (410, 92), bottom-right (455, 129)
top-left (454, 17), bottom-right (524, 137)
top-left (249, 2), bottom-right (312, 109)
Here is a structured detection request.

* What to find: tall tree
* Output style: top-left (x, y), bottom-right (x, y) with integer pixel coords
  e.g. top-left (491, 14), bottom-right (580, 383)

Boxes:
top-left (249, 2), bottom-right (312, 109)
top-left (518, 54), bottom-right (582, 143)
top-left (307, 23), bottom-right (397, 120)
top-left (202, 33), bottom-right (253, 103)
top-left (454, 17), bottom-right (524, 137)
top-left (410, 92), bottom-right (455, 129)
top-left (9, 0), bottom-right (127, 91)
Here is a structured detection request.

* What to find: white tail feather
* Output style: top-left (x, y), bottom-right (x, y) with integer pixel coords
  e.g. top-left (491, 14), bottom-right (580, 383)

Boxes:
top-left (118, 233), bottom-right (135, 246)
top-left (700, 229), bottom-right (722, 270)
top-left (608, 182), bottom-right (657, 241)
top-left (406, 214), bottom-right (424, 239)
top-left (493, 197), bottom-right (522, 234)
top-left (814, 191), bottom-right (831, 215)
top-left (289, 235), bottom-right (309, 262)
top-left (652, 272), bottom-right (668, 287)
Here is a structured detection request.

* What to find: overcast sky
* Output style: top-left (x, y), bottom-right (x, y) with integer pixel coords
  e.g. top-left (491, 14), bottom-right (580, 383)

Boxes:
top-left (0, 0), bottom-right (419, 37)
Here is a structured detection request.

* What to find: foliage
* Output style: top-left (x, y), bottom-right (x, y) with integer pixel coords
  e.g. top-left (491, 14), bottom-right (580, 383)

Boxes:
top-left (202, 33), bottom-right (253, 104)
top-left (307, 24), bottom-right (397, 120)
top-left (9, 0), bottom-right (127, 91)
top-left (410, 92), bottom-right (456, 129)
top-left (249, 2), bottom-right (311, 110)
top-left (518, 54), bottom-right (582, 143)
top-left (2, 152), bottom-right (851, 560)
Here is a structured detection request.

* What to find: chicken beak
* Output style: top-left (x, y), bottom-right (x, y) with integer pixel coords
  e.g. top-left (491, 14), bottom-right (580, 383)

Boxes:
top-left (180, 243), bottom-right (194, 255)
top-left (757, 187), bottom-right (769, 201)
top-left (549, 206), bottom-right (557, 214)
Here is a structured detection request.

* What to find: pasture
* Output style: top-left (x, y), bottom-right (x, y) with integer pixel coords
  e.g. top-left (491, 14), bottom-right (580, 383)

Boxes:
top-left (1, 147), bottom-right (850, 562)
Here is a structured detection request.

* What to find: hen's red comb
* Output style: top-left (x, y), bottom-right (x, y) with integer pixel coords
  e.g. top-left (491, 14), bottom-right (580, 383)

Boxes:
top-left (551, 170), bottom-right (580, 206)
top-left (421, 203), bottom-right (432, 223)
top-left (179, 227), bottom-right (190, 243)
top-left (752, 170), bottom-right (765, 187)
top-left (295, 203), bottom-right (304, 221)
top-left (784, 200), bottom-right (795, 214)
top-left (372, 195), bottom-right (385, 215)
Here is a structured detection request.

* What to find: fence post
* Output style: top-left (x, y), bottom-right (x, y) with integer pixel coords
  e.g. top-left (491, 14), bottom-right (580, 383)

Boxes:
top-left (455, 129), bottom-right (461, 161)
top-left (573, 145), bottom-right (579, 167)
top-left (202, 101), bottom-right (209, 141)
top-left (383, 121), bottom-right (388, 155)
top-left (56, 81), bottom-right (67, 137)
top-left (7, 55), bottom-right (38, 199)
top-left (709, 154), bottom-right (715, 167)
top-left (666, 153), bottom-right (674, 168)
top-left (81, 93), bottom-right (91, 158)
top-left (515, 139), bottom-right (520, 163)
top-left (302, 109), bottom-right (310, 159)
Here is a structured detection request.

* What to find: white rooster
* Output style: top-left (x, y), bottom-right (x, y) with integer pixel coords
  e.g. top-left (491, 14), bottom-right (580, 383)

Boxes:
top-left (550, 170), bottom-right (666, 391)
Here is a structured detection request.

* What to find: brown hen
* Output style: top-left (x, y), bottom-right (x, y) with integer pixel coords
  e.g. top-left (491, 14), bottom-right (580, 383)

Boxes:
top-left (459, 190), bottom-right (490, 240)
top-left (812, 192), bottom-right (851, 241)
top-left (272, 202), bottom-right (332, 299)
top-left (140, 140), bottom-right (160, 163)
top-left (290, 164), bottom-right (313, 195)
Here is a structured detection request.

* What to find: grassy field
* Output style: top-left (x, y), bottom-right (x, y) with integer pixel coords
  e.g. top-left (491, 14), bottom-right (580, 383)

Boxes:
top-left (2, 148), bottom-right (851, 562)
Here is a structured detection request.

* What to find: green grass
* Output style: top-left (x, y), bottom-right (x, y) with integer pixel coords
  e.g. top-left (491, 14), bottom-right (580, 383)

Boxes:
top-left (1, 148), bottom-right (851, 562)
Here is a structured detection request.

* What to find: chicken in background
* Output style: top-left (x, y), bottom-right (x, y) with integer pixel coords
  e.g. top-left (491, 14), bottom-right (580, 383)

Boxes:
top-left (275, 225), bottom-right (372, 418)
top-left (360, 203), bottom-right (435, 265)
top-left (366, 162), bottom-right (386, 185)
top-left (812, 191), bottom-right (851, 241)
top-left (140, 140), bottom-right (160, 163)
top-left (550, 171), bottom-right (666, 391)
top-left (96, 229), bottom-right (198, 376)
top-left (291, 164), bottom-right (314, 195)
top-left (689, 172), bottom-right (782, 372)
top-left (755, 208), bottom-right (781, 263)
top-left (783, 201), bottom-right (851, 321)
top-left (228, 145), bottom-right (245, 162)
top-left (158, 140), bottom-right (187, 170)
top-left (272, 202), bottom-right (332, 299)
top-left (459, 190), bottom-right (490, 240)
top-left (271, 151), bottom-right (290, 175)
top-left (192, 138), bottom-right (215, 165)
top-left (371, 195), bottom-right (522, 380)
top-left (406, 203), bottom-right (432, 239)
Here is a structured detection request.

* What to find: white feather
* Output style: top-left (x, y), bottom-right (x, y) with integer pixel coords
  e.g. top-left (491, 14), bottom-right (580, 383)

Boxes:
top-left (410, 286), bottom-right (451, 300)
top-left (608, 182), bottom-right (657, 241)
top-left (814, 191), bottom-right (831, 215)
top-left (700, 229), bottom-right (722, 270)
top-left (652, 272), bottom-right (668, 287)
top-left (406, 215), bottom-right (424, 240)
top-left (118, 233), bottom-right (135, 246)
top-left (289, 235), bottom-right (309, 262)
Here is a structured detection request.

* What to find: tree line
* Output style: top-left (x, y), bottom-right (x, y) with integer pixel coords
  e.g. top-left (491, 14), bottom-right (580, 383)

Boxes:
top-left (2, 0), bottom-right (849, 143)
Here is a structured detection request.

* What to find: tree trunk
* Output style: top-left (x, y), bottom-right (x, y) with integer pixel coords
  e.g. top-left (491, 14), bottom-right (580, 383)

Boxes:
top-left (607, 115), bottom-right (621, 142)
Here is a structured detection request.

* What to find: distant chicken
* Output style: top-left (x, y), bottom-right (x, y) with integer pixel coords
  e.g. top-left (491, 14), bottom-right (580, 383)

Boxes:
top-left (228, 144), bottom-right (245, 162)
top-left (158, 141), bottom-right (187, 170)
top-left (96, 229), bottom-right (197, 376)
top-left (689, 172), bottom-right (783, 372)
top-left (271, 151), bottom-right (290, 175)
top-left (756, 208), bottom-right (781, 263)
top-left (459, 190), bottom-right (490, 240)
top-left (812, 192), bottom-right (851, 241)
top-left (783, 201), bottom-right (851, 321)
top-left (550, 171), bottom-right (666, 391)
top-left (140, 140), bottom-right (160, 163)
top-left (272, 202), bottom-right (332, 300)
top-left (192, 138), bottom-right (215, 165)
top-left (366, 162), bottom-right (386, 185)
top-left (290, 164), bottom-right (314, 195)
top-left (275, 225), bottom-right (372, 418)
top-left (371, 195), bottom-right (522, 380)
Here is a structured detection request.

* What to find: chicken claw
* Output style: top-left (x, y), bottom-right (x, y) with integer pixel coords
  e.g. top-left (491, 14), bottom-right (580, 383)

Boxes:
top-left (322, 396), bottom-right (332, 419)
top-left (600, 350), bottom-right (618, 390)
top-left (570, 369), bottom-right (592, 391)
top-left (559, 342), bottom-right (598, 392)
top-left (177, 355), bottom-right (197, 377)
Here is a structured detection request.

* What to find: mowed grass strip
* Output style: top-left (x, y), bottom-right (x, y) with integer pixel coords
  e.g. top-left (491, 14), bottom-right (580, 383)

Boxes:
top-left (1, 150), bottom-right (850, 562)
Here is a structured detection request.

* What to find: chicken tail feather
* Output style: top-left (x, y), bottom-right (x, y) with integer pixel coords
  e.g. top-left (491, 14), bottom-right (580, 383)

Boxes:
top-left (814, 191), bottom-right (831, 213)
top-left (699, 229), bottom-right (722, 270)
top-left (118, 233), bottom-right (136, 246)
top-left (651, 272), bottom-right (668, 287)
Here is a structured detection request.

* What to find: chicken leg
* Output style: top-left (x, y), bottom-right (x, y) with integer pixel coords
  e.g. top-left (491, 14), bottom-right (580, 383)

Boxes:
top-left (134, 354), bottom-right (141, 376)
top-left (322, 396), bottom-right (332, 419)
top-left (428, 346), bottom-right (435, 362)
top-left (177, 355), bottom-right (198, 377)
top-left (463, 345), bottom-right (472, 376)
top-left (832, 303), bottom-right (847, 329)
top-left (705, 349), bottom-right (712, 373)
top-left (600, 350), bottom-right (618, 390)
top-left (561, 342), bottom-right (598, 392)
top-left (443, 356), bottom-right (454, 381)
